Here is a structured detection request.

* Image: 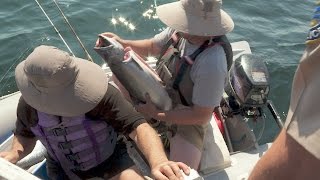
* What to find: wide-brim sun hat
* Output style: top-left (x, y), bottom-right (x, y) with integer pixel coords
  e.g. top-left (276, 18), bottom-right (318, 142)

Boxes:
top-left (156, 0), bottom-right (234, 36)
top-left (15, 45), bottom-right (108, 117)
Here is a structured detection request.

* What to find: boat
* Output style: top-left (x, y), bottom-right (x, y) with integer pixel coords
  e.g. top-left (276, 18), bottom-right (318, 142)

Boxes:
top-left (0, 40), bottom-right (283, 180)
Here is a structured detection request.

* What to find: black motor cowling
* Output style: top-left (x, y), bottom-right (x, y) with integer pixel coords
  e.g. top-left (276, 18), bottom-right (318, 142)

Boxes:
top-left (225, 54), bottom-right (270, 107)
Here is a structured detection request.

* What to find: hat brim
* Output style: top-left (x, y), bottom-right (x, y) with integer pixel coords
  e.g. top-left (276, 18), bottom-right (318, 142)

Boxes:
top-left (15, 57), bottom-right (108, 117)
top-left (156, 1), bottom-right (234, 36)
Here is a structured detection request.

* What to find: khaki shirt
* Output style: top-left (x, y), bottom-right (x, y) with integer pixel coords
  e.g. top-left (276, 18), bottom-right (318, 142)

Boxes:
top-left (284, 22), bottom-right (320, 159)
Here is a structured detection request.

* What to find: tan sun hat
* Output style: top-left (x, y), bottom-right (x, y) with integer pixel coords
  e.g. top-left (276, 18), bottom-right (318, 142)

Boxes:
top-left (15, 45), bottom-right (108, 117)
top-left (156, 0), bottom-right (234, 36)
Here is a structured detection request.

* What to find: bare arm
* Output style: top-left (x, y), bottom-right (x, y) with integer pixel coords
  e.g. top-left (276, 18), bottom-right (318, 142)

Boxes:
top-left (154, 105), bottom-right (213, 125)
top-left (129, 123), bottom-right (190, 179)
top-left (136, 94), bottom-right (214, 125)
top-left (97, 32), bottom-right (162, 57)
top-left (129, 123), bottom-right (168, 168)
top-left (120, 39), bottom-right (161, 57)
top-left (249, 130), bottom-right (320, 180)
top-left (0, 135), bottom-right (36, 164)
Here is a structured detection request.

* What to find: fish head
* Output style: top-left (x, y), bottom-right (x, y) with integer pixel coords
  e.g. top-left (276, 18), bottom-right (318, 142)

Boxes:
top-left (94, 35), bottom-right (125, 64)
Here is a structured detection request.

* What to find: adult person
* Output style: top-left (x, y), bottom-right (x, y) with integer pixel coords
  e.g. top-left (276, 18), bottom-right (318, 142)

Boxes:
top-left (96, 0), bottom-right (234, 170)
top-left (0, 45), bottom-right (189, 180)
top-left (249, 5), bottom-right (320, 180)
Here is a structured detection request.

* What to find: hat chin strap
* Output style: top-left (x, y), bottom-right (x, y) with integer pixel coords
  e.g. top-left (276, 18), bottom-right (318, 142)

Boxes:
top-left (184, 35), bottom-right (213, 45)
top-left (208, 37), bottom-right (215, 45)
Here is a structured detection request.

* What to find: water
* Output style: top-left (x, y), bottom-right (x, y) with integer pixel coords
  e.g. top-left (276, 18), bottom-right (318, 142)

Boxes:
top-left (0, 0), bottom-right (315, 143)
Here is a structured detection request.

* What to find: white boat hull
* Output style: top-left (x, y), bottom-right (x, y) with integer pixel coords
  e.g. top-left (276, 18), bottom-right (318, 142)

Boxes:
top-left (0, 92), bottom-right (21, 141)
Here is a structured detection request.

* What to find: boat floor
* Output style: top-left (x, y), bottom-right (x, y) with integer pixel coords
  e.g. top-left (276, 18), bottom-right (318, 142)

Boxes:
top-left (203, 143), bottom-right (270, 180)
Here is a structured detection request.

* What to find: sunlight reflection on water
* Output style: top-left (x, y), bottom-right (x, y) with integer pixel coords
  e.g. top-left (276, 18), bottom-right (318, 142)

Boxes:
top-left (109, 0), bottom-right (159, 32)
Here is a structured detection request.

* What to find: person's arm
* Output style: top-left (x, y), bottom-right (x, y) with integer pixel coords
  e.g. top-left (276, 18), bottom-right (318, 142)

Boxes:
top-left (249, 130), bottom-right (320, 180)
top-left (96, 32), bottom-right (162, 57)
top-left (94, 85), bottom-right (190, 179)
top-left (0, 96), bottom-right (37, 164)
top-left (129, 123), bottom-right (190, 179)
top-left (120, 38), bottom-right (161, 58)
top-left (136, 94), bottom-right (213, 125)
top-left (156, 105), bottom-right (213, 125)
top-left (0, 135), bottom-right (36, 164)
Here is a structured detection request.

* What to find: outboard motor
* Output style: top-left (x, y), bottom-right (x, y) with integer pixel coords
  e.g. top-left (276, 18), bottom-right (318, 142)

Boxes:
top-left (226, 54), bottom-right (269, 108)
top-left (221, 54), bottom-right (283, 152)
top-left (225, 54), bottom-right (271, 119)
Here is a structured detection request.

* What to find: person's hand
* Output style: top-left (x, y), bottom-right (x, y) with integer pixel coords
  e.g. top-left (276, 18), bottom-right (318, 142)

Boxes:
top-left (135, 93), bottom-right (159, 119)
top-left (0, 151), bottom-right (20, 164)
top-left (151, 160), bottom-right (190, 180)
top-left (95, 32), bottom-right (124, 47)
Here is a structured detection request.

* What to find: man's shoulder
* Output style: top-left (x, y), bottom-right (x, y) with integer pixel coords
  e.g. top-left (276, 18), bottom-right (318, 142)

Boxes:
top-left (17, 96), bottom-right (36, 113)
top-left (193, 45), bottom-right (227, 71)
top-left (152, 27), bottom-right (176, 47)
top-left (16, 95), bottom-right (39, 129)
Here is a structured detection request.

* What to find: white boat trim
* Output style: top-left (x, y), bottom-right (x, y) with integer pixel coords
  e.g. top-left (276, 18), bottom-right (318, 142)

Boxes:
top-left (0, 158), bottom-right (40, 180)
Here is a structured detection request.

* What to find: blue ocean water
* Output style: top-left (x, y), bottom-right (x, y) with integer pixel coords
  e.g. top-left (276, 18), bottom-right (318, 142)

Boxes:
top-left (0, 0), bottom-right (315, 143)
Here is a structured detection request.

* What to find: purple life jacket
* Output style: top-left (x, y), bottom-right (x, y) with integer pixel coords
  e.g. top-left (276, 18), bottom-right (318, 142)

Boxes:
top-left (30, 111), bottom-right (117, 174)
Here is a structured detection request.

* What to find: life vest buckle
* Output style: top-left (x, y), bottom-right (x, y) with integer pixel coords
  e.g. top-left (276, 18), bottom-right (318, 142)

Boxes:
top-left (72, 164), bottom-right (85, 171)
top-left (51, 127), bottom-right (67, 136)
top-left (66, 153), bottom-right (80, 161)
top-left (58, 141), bottom-right (72, 149)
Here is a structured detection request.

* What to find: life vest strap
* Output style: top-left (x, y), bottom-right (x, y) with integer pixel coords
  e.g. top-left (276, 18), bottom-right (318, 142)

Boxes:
top-left (157, 31), bottom-right (181, 63)
top-left (172, 39), bottom-right (211, 92)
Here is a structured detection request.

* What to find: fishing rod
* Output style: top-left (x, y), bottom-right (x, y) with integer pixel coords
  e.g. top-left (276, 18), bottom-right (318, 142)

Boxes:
top-left (34, 0), bottom-right (75, 56)
top-left (34, 0), bottom-right (94, 62)
top-left (52, 0), bottom-right (93, 62)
